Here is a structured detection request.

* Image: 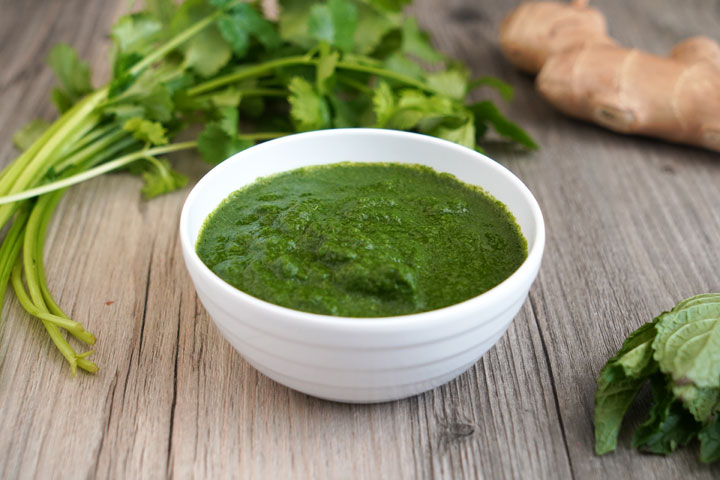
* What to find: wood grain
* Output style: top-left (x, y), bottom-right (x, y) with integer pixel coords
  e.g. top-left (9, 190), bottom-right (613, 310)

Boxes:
top-left (1, 1), bottom-right (720, 479)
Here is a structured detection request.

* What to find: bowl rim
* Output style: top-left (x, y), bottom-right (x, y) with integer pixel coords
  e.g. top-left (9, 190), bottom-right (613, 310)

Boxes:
top-left (180, 128), bottom-right (545, 332)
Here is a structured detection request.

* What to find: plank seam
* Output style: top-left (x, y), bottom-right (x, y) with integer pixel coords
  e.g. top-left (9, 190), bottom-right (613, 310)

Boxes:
top-left (528, 291), bottom-right (576, 480)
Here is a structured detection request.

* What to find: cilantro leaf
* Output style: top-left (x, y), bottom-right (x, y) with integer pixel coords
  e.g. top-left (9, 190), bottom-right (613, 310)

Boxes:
top-left (308, 0), bottom-right (358, 52)
top-left (278, 0), bottom-right (316, 48)
top-left (401, 17), bottom-right (443, 63)
top-left (47, 44), bottom-right (93, 112)
top-left (354, 2), bottom-right (399, 55)
top-left (141, 157), bottom-right (188, 198)
top-left (288, 76), bottom-right (331, 131)
top-left (469, 101), bottom-right (538, 150)
top-left (316, 44), bottom-right (339, 93)
top-left (122, 117), bottom-right (169, 145)
top-left (186, 26), bottom-right (233, 77)
top-left (218, 3), bottom-right (281, 57)
top-left (372, 80), bottom-right (395, 127)
top-left (146, 0), bottom-right (176, 25)
top-left (700, 416), bottom-right (720, 463)
top-left (631, 373), bottom-right (701, 455)
top-left (111, 13), bottom-right (162, 55)
top-left (171, 0), bottom-right (232, 77)
top-left (197, 123), bottom-right (254, 164)
top-left (12, 119), bottom-right (50, 152)
top-left (426, 69), bottom-right (468, 100)
top-left (364, 0), bottom-right (412, 13)
top-left (469, 76), bottom-right (515, 102)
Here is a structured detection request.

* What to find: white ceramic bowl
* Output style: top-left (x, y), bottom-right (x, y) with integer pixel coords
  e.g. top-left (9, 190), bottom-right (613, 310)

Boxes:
top-left (180, 129), bottom-right (545, 403)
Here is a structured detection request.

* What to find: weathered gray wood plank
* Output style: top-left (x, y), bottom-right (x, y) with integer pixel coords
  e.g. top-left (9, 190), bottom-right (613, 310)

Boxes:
top-left (1, 1), bottom-right (720, 479)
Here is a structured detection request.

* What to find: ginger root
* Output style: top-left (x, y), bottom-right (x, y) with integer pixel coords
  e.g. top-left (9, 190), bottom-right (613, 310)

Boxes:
top-left (499, 0), bottom-right (720, 153)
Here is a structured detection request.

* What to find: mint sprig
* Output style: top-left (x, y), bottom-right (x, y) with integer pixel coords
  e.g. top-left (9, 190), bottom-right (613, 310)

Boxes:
top-left (594, 294), bottom-right (720, 463)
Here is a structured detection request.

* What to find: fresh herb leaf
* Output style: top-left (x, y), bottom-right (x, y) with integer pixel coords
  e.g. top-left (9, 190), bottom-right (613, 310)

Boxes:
top-left (426, 69), bottom-right (468, 100)
top-left (364, 0), bottom-right (412, 14)
top-left (111, 13), bottom-right (162, 55)
top-left (372, 80), bottom-right (395, 127)
top-left (316, 43), bottom-right (339, 93)
top-left (288, 76), bottom-right (331, 131)
top-left (469, 101), bottom-right (538, 150)
top-left (594, 321), bottom-right (658, 455)
top-left (218, 3), bottom-right (281, 57)
top-left (594, 294), bottom-right (720, 463)
top-left (122, 117), bottom-right (169, 145)
top-left (401, 17), bottom-right (443, 63)
top-left (197, 123), bottom-right (254, 164)
top-left (47, 44), bottom-right (93, 112)
top-left (308, 0), bottom-right (358, 52)
top-left (13, 119), bottom-right (50, 152)
top-left (653, 300), bottom-right (720, 388)
top-left (469, 76), bottom-right (515, 102)
top-left (699, 416), bottom-right (720, 463)
top-left (140, 157), bottom-right (188, 198)
top-left (672, 383), bottom-right (720, 423)
top-left (631, 374), bottom-right (701, 455)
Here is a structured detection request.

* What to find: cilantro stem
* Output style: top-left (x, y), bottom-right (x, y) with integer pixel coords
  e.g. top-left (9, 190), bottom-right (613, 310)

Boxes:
top-left (128, 11), bottom-right (222, 76)
top-left (187, 55), bottom-right (437, 97)
top-left (237, 132), bottom-right (289, 141)
top-left (11, 260), bottom-right (97, 374)
top-left (192, 87), bottom-right (288, 103)
top-left (0, 207), bottom-right (30, 332)
top-left (0, 89), bottom-right (107, 228)
top-left (334, 61), bottom-right (432, 92)
top-left (187, 56), bottom-right (315, 95)
top-left (0, 130), bottom-right (290, 204)
top-left (0, 142), bottom-right (196, 205)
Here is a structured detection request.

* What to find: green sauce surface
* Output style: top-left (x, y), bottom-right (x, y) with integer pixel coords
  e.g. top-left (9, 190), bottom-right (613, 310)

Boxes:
top-left (196, 162), bottom-right (528, 317)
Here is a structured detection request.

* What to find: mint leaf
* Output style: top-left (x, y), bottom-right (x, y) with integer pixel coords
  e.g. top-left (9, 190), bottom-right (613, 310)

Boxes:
top-left (632, 374), bottom-right (701, 455)
top-left (197, 124), bottom-right (253, 164)
top-left (47, 44), bottom-right (93, 112)
top-left (469, 101), bottom-right (538, 150)
top-left (288, 77), bottom-right (331, 131)
top-left (672, 383), bottom-right (720, 423)
top-left (122, 117), bottom-right (169, 145)
top-left (700, 416), bottom-right (720, 463)
top-left (594, 377), bottom-right (647, 455)
top-left (12, 119), bottom-right (50, 152)
top-left (653, 300), bottom-right (720, 388)
top-left (594, 322), bottom-right (659, 455)
top-left (141, 157), bottom-right (188, 198)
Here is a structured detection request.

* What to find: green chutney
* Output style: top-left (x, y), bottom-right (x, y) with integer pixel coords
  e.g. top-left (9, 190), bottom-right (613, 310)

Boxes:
top-left (196, 162), bottom-right (527, 317)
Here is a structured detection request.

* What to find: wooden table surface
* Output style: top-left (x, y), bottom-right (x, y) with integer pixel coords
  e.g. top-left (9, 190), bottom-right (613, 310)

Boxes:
top-left (1, 0), bottom-right (720, 478)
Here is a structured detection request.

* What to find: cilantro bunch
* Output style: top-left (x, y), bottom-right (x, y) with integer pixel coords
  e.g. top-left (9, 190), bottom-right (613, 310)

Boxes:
top-left (594, 294), bottom-right (720, 463)
top-left (0, 0), bottom-right (535, 374)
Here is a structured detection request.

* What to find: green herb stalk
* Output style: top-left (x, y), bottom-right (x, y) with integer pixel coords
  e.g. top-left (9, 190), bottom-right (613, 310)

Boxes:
top-left (0, 0), bottom-right (537, 374)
